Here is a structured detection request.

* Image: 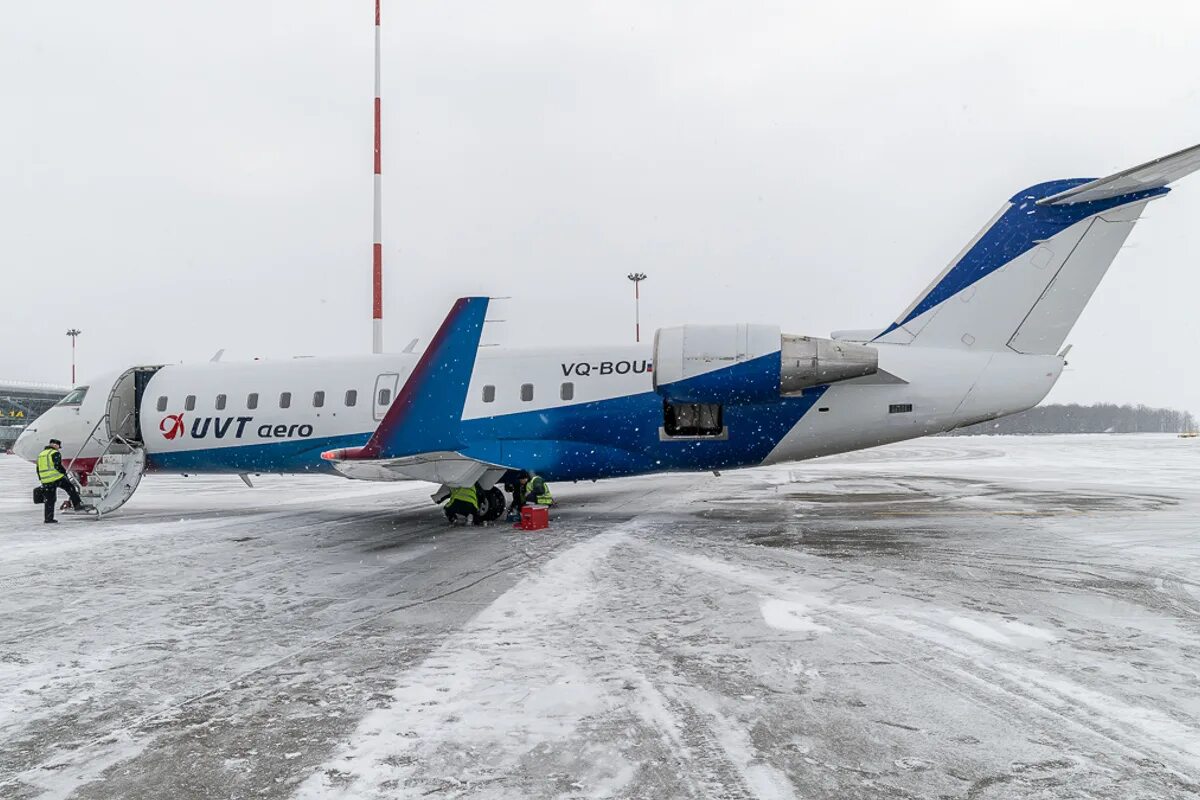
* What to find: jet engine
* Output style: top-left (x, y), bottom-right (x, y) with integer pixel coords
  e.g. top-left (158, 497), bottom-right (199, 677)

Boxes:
top-left (652, 324), bottom-right (878, 404)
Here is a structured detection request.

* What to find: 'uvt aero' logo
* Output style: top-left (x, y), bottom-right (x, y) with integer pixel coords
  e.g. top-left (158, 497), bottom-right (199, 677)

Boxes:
top-left (160, 414), bottom-right (185, 440)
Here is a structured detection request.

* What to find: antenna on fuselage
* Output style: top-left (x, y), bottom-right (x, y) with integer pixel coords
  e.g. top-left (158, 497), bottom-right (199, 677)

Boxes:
top-left (371, 0), bottom-right (384, 354)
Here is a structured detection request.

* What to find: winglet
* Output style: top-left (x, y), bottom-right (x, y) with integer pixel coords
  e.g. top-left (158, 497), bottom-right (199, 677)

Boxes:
top-left (323, 296), bottom-right (489, 461)
top-left (1037, 142), bottom-right (1200, 205)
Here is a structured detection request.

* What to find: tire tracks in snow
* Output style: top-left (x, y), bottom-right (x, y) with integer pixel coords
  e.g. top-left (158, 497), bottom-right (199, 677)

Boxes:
top-left (636, 538), bottom-right (1200, 787)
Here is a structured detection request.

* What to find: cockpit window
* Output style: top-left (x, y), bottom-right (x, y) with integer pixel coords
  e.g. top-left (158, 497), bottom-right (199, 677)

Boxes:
top-left (55, 387), bottom-right (88, 407)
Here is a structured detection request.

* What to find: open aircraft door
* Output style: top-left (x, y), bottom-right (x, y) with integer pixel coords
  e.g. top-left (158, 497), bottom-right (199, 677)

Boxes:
top-left (79, 365), bottom-right (164, 517)
top-left (104, 366), bottom-right (162, 443)
top-left (373, 373), bottom-right (400, 421)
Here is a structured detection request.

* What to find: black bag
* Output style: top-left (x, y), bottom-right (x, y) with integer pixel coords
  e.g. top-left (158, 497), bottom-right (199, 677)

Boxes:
top-left (33, 485), bottom-right (44, 504)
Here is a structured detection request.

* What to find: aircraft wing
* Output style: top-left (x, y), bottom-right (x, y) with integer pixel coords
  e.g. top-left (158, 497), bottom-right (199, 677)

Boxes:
top-left (321, 296), bottom-right (515, 485)
top-left (326, 450), bottom-right (509, 485)
top-left (1037, 142), bottom-right (1200, 205)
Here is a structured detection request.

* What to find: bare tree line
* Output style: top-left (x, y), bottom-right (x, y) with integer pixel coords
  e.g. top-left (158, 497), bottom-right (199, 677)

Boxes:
top-left (948, 403), bottom-right (1197, 436)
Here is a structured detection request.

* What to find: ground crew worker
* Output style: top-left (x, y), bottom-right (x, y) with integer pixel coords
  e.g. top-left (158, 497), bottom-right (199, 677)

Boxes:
top-left (526, 473), bottom-right (553, 506)
top-left (506, 471), bottom-right (554, 516)
top-left (37, 438), bottom-right (85, 524)
top-left (504, 472), bottom-right (528, 521)
top-left (443, 484), bottom-right (482, 526)
top-left (507, 472), bottom-right (530, 514)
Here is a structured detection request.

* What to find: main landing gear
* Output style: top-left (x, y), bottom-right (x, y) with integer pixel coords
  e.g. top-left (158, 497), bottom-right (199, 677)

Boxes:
top-left (478, 487), bottom-right (506, 522)
top-left (435, 484), bottom-right (507, 523)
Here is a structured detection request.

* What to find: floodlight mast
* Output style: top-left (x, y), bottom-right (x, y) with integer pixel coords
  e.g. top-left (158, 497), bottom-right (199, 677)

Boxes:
top-left (66, 329), bottom-right (81, 384)
top-left (627, 273), bottom-right (647, 343)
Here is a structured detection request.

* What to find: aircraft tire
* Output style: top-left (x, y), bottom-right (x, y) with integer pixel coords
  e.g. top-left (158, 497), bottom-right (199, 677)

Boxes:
top-left (481, 487), bottom-right (506, 522)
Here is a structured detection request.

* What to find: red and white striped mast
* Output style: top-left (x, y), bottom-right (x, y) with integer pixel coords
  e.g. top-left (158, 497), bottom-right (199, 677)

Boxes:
top-left (371, 0), bottom-right (384, 354)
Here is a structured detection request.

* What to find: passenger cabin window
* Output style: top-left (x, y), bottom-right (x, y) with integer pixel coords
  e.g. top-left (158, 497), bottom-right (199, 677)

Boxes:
top-left (280, 392), bottom-right (292, 409)
top-left (215, 394), bottom-right (227, 411)
top-left (520, 384), bottom-right (534, 402)
top-left (56, 387), bottom-right (89, 407)
top-left (313, 390), bottom-right (325, 408)
top-left (378, 388), bottom-right (392, 407)
top-left (184, 395), bottom-right (196, 411)
top-left (247, 393), bottom-right (259, 410)
top-left (482, 385), bottom-right (496, 403)
top-left (156, 395), bottom-right (168, 412)
top-left (889, 403), bottom-right (913, 414)
top-left (345, 389), bottom-right (358, 407)
top-left (663, 401), bottom-right (724, 437)
top-left (560, 382), bottom-right (574, 401)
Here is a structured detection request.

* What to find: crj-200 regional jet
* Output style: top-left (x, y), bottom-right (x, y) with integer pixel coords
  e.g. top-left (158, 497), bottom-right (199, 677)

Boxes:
top-left (16, 144), bottom-right (1200, 518)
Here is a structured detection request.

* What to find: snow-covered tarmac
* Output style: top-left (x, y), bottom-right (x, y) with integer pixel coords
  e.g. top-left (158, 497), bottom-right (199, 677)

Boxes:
top-left (2, 435), bottom-right (1199, 799)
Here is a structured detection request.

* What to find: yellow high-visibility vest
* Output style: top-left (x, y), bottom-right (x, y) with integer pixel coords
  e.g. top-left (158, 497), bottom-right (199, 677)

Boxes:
top-left (447, 486), bottom-right (478, 509)
top-left (526, 476), bottom-right (553, 506)
top-left (37, 448), bottom-right (65, 485)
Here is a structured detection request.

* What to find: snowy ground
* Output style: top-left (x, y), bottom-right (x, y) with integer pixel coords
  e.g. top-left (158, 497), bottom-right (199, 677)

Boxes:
top-left (2, 435), bottom-right (1199, 799)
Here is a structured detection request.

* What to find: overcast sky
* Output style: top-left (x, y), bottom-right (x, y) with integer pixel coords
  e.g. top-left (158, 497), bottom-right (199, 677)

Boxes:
top-left (4, 1), bottom-right (1198, 413)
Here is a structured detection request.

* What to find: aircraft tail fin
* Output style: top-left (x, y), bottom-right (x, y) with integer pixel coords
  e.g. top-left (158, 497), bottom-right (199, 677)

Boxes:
top-left (875, 143), bottom-right (1200, 354)
top-left (328, 297), bottom-right (489, 461)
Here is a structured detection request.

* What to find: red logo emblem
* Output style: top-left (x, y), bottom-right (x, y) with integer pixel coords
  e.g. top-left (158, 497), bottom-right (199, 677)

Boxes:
top-left (160, 414), bottom-right (185, 440)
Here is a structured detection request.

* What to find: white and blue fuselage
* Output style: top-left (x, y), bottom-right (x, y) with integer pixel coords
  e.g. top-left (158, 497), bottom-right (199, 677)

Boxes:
top-left (17, 344), bottom-right (1059, 481)
top-left (16, 142), bottom-right (1199, 503)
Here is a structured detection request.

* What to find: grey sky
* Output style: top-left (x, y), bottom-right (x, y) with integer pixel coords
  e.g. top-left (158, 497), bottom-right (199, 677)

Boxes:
top-left (4, 1), bottom-right (1198, 414)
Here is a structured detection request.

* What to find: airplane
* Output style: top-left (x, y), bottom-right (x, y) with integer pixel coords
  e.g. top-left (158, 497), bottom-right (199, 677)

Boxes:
top-left (15, 143), bottom-right (1200, 518)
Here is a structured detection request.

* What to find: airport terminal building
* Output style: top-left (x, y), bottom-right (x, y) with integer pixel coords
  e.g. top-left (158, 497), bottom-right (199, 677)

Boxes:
top-left (0, 381), bottom-right (68, 451)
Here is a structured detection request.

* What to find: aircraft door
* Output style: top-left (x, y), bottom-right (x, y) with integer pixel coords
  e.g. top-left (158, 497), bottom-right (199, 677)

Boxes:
top-left (105, 370), bottom-right (138, 442)
top-left (106, 366), bottom-right (163, 443)
top-left (373, 373), bottom-right (400, 422)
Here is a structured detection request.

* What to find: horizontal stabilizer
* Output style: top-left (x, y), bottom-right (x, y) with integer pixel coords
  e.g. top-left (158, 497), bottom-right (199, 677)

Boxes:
top-left (876, 143), bottom-right (1199, 353)
top-left (1038, 142), bottom-right (1200, 206)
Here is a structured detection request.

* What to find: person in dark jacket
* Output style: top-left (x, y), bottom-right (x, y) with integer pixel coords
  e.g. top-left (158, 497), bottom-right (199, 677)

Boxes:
top-left (36, 439), bottom-right (86, 524)
top-left (506, 471), bottom-right (531, 516)
top-left (506, 471), bottom-right (553, 519)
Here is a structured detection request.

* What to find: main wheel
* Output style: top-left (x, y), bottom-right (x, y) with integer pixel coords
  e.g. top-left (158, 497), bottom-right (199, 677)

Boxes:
top-left (481, 487), bottom-right (506, 522)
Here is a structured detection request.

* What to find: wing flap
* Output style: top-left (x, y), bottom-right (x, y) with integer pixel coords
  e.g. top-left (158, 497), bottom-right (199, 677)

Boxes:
top-left (325, 450), bottom-right (510, 484)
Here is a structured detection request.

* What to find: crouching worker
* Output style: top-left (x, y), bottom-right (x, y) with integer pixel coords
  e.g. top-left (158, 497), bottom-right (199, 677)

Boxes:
top-left (37, 438), bottom-right (86, 524)
top-left (526, 473), bottom-right (553, 507)
top-left (443, 485), bottom-right (482, 526)
top-left (507, 471), bottom-right (554, 517)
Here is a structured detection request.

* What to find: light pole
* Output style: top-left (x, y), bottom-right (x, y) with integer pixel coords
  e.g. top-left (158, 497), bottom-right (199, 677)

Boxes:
top-left (627, 273), bottom-right (647, 343)
top-left (66, 329), bottom-right (81, 385)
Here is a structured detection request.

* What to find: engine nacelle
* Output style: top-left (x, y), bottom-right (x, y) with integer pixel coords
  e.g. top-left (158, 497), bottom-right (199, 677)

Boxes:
top-left (779, 333), bottom-right (879, 394)
top-left (653, 324), bottom-right (878, 404)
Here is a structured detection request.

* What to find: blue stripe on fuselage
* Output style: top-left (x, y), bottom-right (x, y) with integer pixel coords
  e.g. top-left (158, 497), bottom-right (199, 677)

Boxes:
top-left (145, 386), bottom-right (827, 481)
top-left (461, 385), bottom-right (826, 482)
top-left (146, 432), bottom-right (370, 474)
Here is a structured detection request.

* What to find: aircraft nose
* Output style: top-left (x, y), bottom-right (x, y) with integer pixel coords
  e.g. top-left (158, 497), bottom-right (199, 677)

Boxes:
top-left (13, 426), bottom-right (41, 462)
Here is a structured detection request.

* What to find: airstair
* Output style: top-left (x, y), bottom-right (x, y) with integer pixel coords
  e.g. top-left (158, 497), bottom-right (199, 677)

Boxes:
top-left (65, 366), bottom-right (160, 518)
top-left (71, 432), bottom-right (146, 517)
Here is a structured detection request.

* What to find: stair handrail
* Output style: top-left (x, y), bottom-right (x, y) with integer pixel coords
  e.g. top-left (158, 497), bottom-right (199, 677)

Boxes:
top-left (66, 412), bottom-right (110, 473)
top-left (65, 408), bottom-right (137, 490)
